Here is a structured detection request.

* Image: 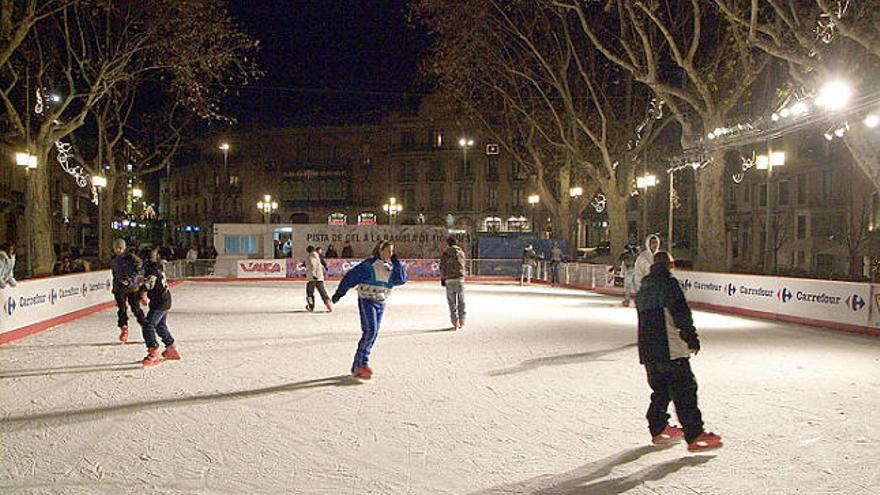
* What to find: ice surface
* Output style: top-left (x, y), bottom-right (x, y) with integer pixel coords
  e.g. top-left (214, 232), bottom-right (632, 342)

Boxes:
top-left (2, 281), bottom-right (879, 494)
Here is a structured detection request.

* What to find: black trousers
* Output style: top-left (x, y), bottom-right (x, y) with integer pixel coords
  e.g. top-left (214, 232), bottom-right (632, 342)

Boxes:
top-left (306, 281), bottom-right (330, 308)
top-left (645, 359), bottom-right (704, 443)
top-left (115, 291), bottom-right (147, 328)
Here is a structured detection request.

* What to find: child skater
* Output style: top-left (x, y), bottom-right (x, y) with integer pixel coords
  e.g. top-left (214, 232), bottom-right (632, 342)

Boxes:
top-left (110, 239), bottom-right (146, 343)
top-left (141, 245), bottom-right (180, 367)
top-left (636, 251), bottom-right (722, 451)
top-left (305, 245), bottom-right (333, 312)
top-left (330, 240), bottom-right (407, 379)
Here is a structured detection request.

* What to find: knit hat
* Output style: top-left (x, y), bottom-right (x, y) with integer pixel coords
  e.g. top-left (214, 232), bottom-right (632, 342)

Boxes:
top-left (113, 239), bottom-right (126, 250)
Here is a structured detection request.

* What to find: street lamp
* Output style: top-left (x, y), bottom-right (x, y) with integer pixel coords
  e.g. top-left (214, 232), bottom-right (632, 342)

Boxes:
top-left (256, 194), bottom-right (278, 224)
top-left (219, 142), bottom-right (230, 180)
top-left (92, 175), bottom-right (107, 263)
top-left (569, 186), bottom-right (583, 198)
top-left (383, 196), bottom-right (402, 225)
top-left (755, 149), bottom-right (785, 272)
top-left (815, 80), bottom-right (853, 111)
top-left (15, 151), bottom-right (38, 277)
top-left (528, 194), bottom-right (540, 233)
top-left (458, 137), bottom-right (474, 179)
top-left (636, 174), bottom-right (657, 241)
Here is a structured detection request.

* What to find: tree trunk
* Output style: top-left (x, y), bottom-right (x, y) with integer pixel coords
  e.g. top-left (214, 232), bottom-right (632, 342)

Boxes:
top-left (28, 145), bottom-right (56, 276)
top-left (605, 191), bottom-right (628, 262)
top-left (98, 175), bottom-right (119, 267)
top-left (694, 150), bottom-right (729, 270)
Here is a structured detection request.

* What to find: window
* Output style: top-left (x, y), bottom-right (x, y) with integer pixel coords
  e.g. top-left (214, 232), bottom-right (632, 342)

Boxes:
top-left (816, 253), bottom-right (834, 275)
top-left (429, 129), bottom-right (443, 148)
top-left (402, 189), bottom-right (416, 210)
top-left (399, 162), bottom-right (417, 182)
top-left (430, 187), bottom-right (443, 210)
top-left (224, 235), bottom-right (257, 254)
top-left (488, 186), bottom-right (498, 209)
top-left (513, 188), bottom-right (525, 208)
top-left (778, 180), bottom-right (790, 206)
top-left (457, 187), bottom-right (473, 210)
top-left (457, 155), bottom-right (472, 180)
top-left (760, 183), bottom-right (768, 207)
top-left (821, 170), bottom-right (832, 204)
top-left (797, 251), bottom-right (805, 267)
top-left (229, 176), bottom-right (240, 185)
top-left (797, 174), bottom-right (806, 205)
top-left (428, 160), bottom-right (444, 181)
top-left (400, 132), bottom-right (415, 149)
top-left (728, 186), bottom-right (736, 205)
top-left (487, 156), bottom-right (499, 181)
top-left (797, 215), bottom-right (807, 239)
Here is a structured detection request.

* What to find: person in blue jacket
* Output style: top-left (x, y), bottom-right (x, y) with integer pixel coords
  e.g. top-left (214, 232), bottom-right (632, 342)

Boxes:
top-left (331, 240), bottom-right (407, 379)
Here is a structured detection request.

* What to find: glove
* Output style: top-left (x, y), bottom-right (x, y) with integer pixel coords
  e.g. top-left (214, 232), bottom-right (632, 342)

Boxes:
top-left (331, 293), bottom-right (341, 304)
top-left (390, 254), bottom-right (400, 263)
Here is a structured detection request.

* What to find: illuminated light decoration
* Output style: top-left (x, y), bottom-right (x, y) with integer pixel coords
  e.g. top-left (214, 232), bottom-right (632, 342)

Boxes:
top-left (34, 88), bottom-right (44, 115)
top-left (755, 155), bottom-right (770, 170)
top-left (636, 174), bottom-right (657, 189)
top-left (815, 81), bottom-right (853, 111)
top-left (865, 114), bottom-right (879, 128)
top-left (671, 187), bottom-right (681, 209)
top-left (327, 212), bottom-right (347, 226)
top-left (527, 194), bottom-right (540, 205)
top-left (779, 108), bottom-right (791, 118)
top-left (626, 99), bottom-right (665, 152)
top-left (707, 132), bottom-right (716, 140)
top-left (824, 132), bottom-right (834, 141)
top-left (590, 193), bottom-right (606, 213)
top-left (569, 186), bottom-right (583, 197)
top-left (771, 113), bottom-right (780, 122)
top-left (815, 0), bottom-right (850, 44)
top-left (55, 140), bottom-right (98, 204)
top-left (790, 101), bottom-right (809, 116)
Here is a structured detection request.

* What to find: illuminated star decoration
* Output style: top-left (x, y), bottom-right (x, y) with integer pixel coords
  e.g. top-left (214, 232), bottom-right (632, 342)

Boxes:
top-left (54, 140), bottom-right (99, 204)
top-left (732, 152), bottom-right (757, 184)
top-left (815, 0), bottom-right (849, 44)
top-left (590, 193), bottom-right (607, 213)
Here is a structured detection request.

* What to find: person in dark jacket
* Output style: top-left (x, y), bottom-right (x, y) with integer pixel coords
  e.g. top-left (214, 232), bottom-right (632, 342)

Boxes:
top-left (440, 237), bottom-right (467, 329)
top-left (111, 239), bottom-right (147, 344)
top-left (636, 251), bottom-right (722, 452)
top-left (140, 246), bottom-right (180, 367)
top-left (341, 241), bottom-right (354, 258)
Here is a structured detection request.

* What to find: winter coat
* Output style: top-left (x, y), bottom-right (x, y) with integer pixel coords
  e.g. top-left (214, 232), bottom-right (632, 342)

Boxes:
top-left (633, 234), bottom-right (662, 292)
top-left (305, 252), bottom-right (325, 281)
top-left (550, 246), bottom-right (563, 263)
top-left (636, 263), bottom-right (700, 364)
top-left (112, 252), bottom-right (142, 294)
top-left (522, 247), bottom-right (538, 267)
top-left (334, 256), bottom-right (407, 303)
top-left (143, 259), bottom-right (172, 311)
top-left (0, 251), bottom-right (16, 288)
top-left (618, 249), bottom-right (638, 273)
top-left (440, 245), bottom-right (466, 281)
top-left (341, 245), bottom-right (354, 258)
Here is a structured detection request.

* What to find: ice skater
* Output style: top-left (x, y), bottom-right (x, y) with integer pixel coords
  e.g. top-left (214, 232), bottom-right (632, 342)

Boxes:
top-left (140, 246), bottom-right (180, 367)
top-left (637, 251), bottom-right (722, 452)
top-left (305, 245), bottom-right (333, 312)
top-left (633, 234), bottom-right (661, 297)
top-left (440, 236), bottom-right (466, 329)
top-left (330, 240), bottom-right (407, 379)
top-left (618, 245), bottom-right (638, 307)
top-left (520, 244), bottom-right (538, 286)
top-left (110, 239), bottom-right (147, 343)
top-left (549, 242), bottom-right (563, 287)
top-left (0, 242), bottom-right (17, 288)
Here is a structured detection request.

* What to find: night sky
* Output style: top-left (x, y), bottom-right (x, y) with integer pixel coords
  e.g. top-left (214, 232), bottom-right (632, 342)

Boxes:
top-left (226, 0), bottom-right (429, 126)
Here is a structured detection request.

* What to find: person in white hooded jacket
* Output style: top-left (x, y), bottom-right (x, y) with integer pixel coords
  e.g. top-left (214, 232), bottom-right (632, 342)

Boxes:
top-left (633, 234), bottom-right (661, 295)
top-left (0, 242), bottom-right (17, 288)
top-left (305, 245), bottom-right (333, 312)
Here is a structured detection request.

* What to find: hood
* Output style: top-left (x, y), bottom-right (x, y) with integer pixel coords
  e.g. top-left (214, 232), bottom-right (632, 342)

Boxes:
top-left (644, 234), bottom-right (661, 254)
top-left (0, 251), bottom-right (13, 261)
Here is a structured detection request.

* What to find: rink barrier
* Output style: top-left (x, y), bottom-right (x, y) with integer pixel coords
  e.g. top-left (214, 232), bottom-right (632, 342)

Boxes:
top-left (0, 272), bottom-right (184, 346)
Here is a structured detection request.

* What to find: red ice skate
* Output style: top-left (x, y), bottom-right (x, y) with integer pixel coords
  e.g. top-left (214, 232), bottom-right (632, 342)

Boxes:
top-left (118, 326), bottom-right (129, 343)
top-left (352, 366), bottom-right (373, 380)
top-left (651, 425), bottom-right (684, 446)
top-left (324, 302), bottom-right (333, 313)
top-left (457, 321), bottom-right (464, 330)
top-left (162, 344), bottom-right (181, 360)
top-left (142, 348), bottom-right (161, 367)
top-left (687, 432), bottom-right (723, 452)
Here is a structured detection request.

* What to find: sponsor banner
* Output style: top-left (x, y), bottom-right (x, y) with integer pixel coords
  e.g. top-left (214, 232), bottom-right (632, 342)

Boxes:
top-left (0, 270), bottom-right (114, 334)
top-left (237, 259), bottom-right (287, 278)
top-left (674, 270), bottom-right (870, 328)
top-left (292, 225), bottom-right (452, 260)
top-left (285, 259), bottom-right (441, 278)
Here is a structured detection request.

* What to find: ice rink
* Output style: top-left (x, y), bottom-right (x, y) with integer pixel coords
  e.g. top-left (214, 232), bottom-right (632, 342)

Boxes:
top-left (2, 280), bottom-right (880, 494)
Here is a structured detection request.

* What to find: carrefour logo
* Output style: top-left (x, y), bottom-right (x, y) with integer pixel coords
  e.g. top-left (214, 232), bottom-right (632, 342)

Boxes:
top-left (778, 288), bottom-right (793, 303)
top-left (49, 289), bottom-right (58, 305)
top-left (846, 294), bottom-right (866, 312)
top-left (726, 283), bottom-right (737, 296)
top-left (679, 279), bottom-right (692, 291)
top-left (82, 283), bottom-right (88, 295)
top-left (3, 296), bottom-right (15, 316)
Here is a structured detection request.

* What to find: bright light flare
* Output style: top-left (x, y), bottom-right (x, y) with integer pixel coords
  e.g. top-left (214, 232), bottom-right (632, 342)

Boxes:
top-left (816, 81), bottom-right (853, 111)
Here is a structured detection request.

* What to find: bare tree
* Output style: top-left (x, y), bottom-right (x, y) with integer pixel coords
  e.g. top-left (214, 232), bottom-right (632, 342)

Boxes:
top-left (0, 0), bottom-right (258, 274)
top-left (711, 0), bottom-right (880, 190)
top-left (0, 0), bottom-right (75, 68)
top-left (556, 0), bottom-right (773, 269)
top-left (413, 0), bottom-right (668, 258)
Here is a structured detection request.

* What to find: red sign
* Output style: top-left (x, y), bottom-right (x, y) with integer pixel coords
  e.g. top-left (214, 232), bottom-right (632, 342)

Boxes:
top-left (238, 262), bottom-right (283, 273)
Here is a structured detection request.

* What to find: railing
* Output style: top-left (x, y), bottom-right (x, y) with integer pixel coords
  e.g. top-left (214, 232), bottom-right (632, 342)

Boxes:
top-left (165, 259), bottom-right (217, 280)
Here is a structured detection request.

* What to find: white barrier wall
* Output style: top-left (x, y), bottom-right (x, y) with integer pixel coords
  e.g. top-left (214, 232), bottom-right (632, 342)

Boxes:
top-left (236, 259), bottom-right (287, 278)
top-left (673, 270), bottom-right (871, 329)
top-left (0, 270), bottom-right (115, 334)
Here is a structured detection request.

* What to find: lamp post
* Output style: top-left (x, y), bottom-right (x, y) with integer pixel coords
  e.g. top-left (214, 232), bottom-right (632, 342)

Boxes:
top-left (15, 151), bottom-right (38, 277)
top-left (636, 174), bottom-right (657, 241)
top-left (92, 174), bottom-right (107, 264)
top-left (458, 137), bottom-right (474, 178)
top-left (219, 142), bottom-right (230, 180)
top-left (756, 149), bottom-right (785, 272)
top-left (528, 194), bottom-right (540, 233)
top-left (257, 194), bottom-right (278, 225)
top-left (383, 197), bottom-right (402, 225)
